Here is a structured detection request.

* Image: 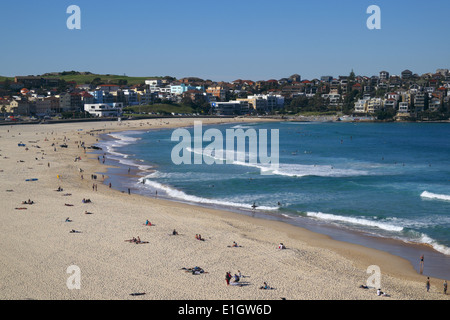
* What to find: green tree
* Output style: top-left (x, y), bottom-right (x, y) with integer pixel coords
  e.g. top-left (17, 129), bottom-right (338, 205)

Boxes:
top-left (349, 69), bottom-right (356, 82)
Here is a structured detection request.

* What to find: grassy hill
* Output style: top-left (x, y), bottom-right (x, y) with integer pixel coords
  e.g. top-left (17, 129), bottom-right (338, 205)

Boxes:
top-left (1, 72), bottom-right (167, 86)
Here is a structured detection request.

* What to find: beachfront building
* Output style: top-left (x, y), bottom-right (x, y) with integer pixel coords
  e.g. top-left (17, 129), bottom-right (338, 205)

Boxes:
top-left (414, 92), bottom-right (428, 113)
top-left (59, 92), bottom-right (82, 112)
top-left (84, 103), bottom-right (123, 117)
top-left (35, 96), bottom-right (60, 115)
top-left (384, 98), bottom-right (397, 110)
top-left (429, 98), bottom-right (442, 112)
top-left (247, 94), bottom-right (284, 111)
top-left (7, 99), bottom-right (31, 115)
top-left (322, 93), bottom-right (341, 108)
top-left (398, 102), bottom-right (409, 113)
top-left (212, 100), bottom-right (249, 115)
top-left (366, 98), bottom-right (384, 113)
top-left (353, 99), bottom-right (368, 113)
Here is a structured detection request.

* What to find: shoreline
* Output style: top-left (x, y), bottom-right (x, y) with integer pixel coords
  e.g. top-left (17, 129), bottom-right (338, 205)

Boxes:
top-left (95, 122), bottom-right (450, 281)
top-left (0, 117), bottom-right (449, 300)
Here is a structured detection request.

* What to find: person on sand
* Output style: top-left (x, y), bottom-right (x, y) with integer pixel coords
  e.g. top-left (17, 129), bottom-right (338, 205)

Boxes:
top-left (426, 277), bottom-right (430, 292)
top-left (260, 282), bottom-right (272, 290)
top-left (225, 272), bottom-right (231, 286)
top-left (172, 229), bottom-right (178, 235)
top-left (377, 288), bottom-right (390, 297)
top-left (278, 243), bottom-right (286, 249)
top-left (420, 254), bottom-right (424, 274)
top-left (444, 280), bottom-right (447, 295)
top-left (144, 220), bottom-right (151, 226)
top-left (359, 284), bottom-right (369, 289)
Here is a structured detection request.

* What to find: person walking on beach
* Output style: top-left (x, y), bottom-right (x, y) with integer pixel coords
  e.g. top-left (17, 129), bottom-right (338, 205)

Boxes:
top-left (444, 280), bottom-right (447, 295)
top-left (420, 254), bottom-right (424, 274)
top-left (426, 277), bottom-right (430, 292)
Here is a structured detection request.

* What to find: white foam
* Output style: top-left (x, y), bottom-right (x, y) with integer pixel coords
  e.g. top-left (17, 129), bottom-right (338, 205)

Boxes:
top-left (416, 234), bottom-right (450, 255)
top-left (141, 178), bottom-right (278, 211)
top-left (187, 147), bottom-right (369, 178)
top-left (306, 211), bottom-right (404, 232)
top-left (420, 191), bottom-right (450, 201)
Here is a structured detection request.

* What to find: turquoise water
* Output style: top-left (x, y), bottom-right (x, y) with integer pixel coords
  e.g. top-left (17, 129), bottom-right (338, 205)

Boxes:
top-left (98, 121), bottom-right (450, 271)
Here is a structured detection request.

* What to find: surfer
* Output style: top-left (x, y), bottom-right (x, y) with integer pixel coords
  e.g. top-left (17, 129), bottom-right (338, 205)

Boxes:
top-left (251, 202), bottom-right (257, 210)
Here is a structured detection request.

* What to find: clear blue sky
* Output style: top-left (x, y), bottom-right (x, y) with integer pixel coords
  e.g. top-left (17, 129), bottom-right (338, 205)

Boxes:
top-left (1, 0), bottom-right (449, 82)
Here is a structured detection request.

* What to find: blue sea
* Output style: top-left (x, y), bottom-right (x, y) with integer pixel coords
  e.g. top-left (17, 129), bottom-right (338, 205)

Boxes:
top-left (97, 121), bottom-right (450, 278)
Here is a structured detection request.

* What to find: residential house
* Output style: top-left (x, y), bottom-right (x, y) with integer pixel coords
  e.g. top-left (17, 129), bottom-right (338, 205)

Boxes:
top-left (401, 69), bottom-right (413, 80)
top-left (379, 71), bottom-right (389, 81)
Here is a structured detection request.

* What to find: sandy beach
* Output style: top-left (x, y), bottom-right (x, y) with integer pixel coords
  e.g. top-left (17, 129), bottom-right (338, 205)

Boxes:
top-left (0, 117), bottom-right (448, 300)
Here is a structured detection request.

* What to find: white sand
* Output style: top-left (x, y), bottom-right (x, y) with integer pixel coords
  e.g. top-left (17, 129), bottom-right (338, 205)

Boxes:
top-left (0, 117), bottom-right (448, 300)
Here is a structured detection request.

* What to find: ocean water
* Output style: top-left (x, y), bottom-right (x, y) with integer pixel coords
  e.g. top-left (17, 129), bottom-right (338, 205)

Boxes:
top-left (97, 121), bottom-right (450, 277)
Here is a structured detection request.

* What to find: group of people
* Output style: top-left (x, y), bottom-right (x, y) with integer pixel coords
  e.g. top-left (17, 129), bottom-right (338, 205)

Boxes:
top-left (225, 271), bottom-right (242, 286)
top-left (425, 277), bottom-right (448, 295)
top-left (82, 198), bottom-right (91, 203)
top-left (125, 236), bottom-right (146, 244)
top-left (21, 199), bottom-right (34, 205)
top-left (195, 234), bottom-right (205, 241)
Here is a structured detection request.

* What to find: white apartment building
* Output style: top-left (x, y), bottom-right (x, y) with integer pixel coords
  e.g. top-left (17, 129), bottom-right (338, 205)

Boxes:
top-left (366, 98), bottom-right (384, 113)
top-left (84, 103), bottom-right (123, 117)
top-left (354, 99), bottom-right (368, 113)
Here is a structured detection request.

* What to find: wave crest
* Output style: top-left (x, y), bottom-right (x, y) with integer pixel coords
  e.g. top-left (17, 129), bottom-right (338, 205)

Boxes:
top-left (420, 191), bottom-right (450, 201)
top-left (306, 211), bottom-right (404, 232)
